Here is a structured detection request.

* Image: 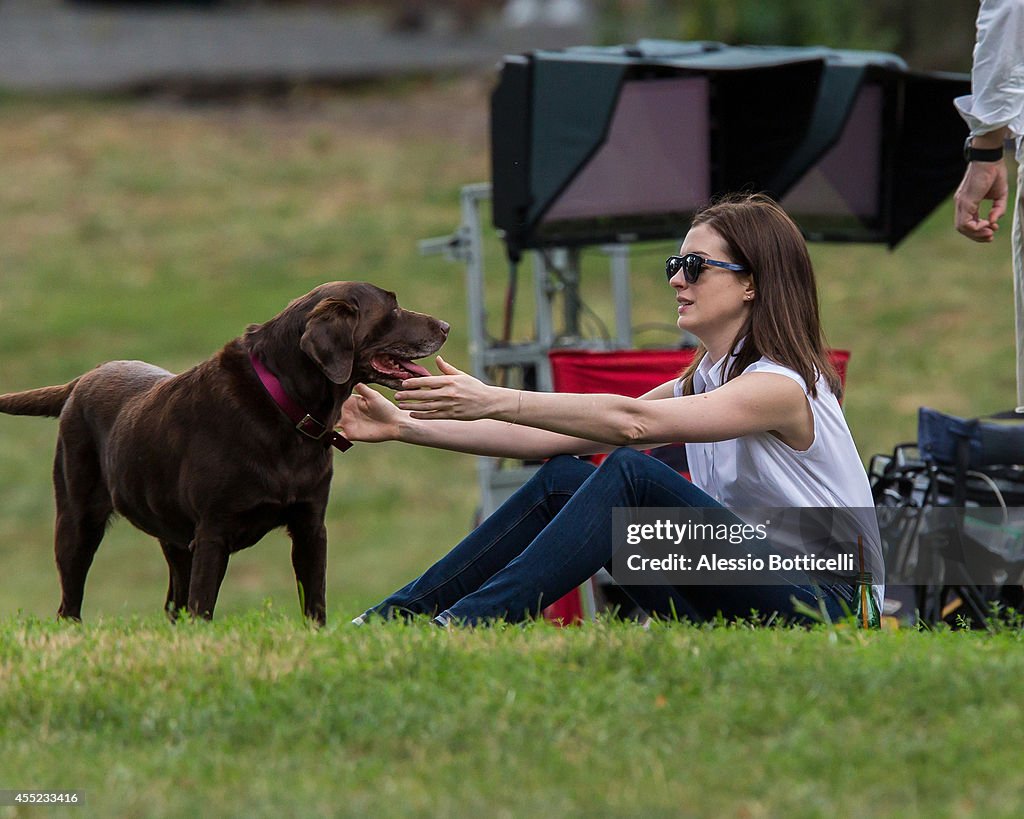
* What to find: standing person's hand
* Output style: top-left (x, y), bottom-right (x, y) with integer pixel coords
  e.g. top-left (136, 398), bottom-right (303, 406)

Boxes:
top-left (955, 129), bottom-right (1010, 242)
top-left (955, 158), bottom-right (1009, 242)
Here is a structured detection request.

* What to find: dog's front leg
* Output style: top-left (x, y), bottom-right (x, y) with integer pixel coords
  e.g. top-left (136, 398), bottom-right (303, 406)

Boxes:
top-left (187, 535), bottom-right (230, 620)
top-left (160, 540), bottom-right (193, 622)
top-left (287, 509), bottom-right (328, 626)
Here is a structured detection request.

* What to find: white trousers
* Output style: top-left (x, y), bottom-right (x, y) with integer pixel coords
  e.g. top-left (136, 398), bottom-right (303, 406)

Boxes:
top-left (1015, 147), bottom-right (1024, 410)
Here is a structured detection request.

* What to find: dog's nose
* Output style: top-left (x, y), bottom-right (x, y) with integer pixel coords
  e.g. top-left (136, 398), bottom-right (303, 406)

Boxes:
top-left (439, 321), bottom-right (450, 336)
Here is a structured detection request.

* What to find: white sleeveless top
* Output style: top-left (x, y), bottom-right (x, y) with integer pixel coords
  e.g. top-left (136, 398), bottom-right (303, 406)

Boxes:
top-left (674, 351), bottom-right (884, 606)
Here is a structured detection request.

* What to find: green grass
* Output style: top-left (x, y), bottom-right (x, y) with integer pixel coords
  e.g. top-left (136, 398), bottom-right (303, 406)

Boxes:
top-left (0, 78), bottom-right (1022, 815)
top-left (2, 613), bottom-right (1024, 818)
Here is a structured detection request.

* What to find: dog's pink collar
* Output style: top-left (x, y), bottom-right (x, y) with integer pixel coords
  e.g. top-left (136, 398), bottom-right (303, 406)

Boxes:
top-left (249, 353), bottom-right (352, 453)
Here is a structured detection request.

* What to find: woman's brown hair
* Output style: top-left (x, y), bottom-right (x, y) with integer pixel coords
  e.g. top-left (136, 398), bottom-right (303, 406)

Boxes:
top-left (678, 192), bottom-right (842, 399)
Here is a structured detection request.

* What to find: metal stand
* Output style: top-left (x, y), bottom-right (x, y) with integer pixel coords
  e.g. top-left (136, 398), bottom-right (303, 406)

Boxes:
top-left (419, 183), bottom-right (655, 518)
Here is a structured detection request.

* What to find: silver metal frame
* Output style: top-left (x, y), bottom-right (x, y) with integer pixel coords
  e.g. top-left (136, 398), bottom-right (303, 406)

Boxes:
top-left (420, 183), bottom-right (645, 521)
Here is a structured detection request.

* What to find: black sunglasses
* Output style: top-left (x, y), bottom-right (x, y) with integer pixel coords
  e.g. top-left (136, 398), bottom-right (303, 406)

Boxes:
top-left (665, 253), bottom-right (747, 283)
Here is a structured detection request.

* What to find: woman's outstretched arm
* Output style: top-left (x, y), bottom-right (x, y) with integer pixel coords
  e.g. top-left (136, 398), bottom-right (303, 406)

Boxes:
top-left (394, 357), bottom-right (812, 451)
top-left (340, 364), bottom-right (679, 460)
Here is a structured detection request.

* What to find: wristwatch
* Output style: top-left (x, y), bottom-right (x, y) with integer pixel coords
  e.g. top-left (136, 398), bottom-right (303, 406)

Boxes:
top-left (964, 136), bottom-right (1004, 162)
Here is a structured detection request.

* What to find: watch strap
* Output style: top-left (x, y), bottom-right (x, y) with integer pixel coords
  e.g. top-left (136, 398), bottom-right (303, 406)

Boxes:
top-left (964, 137), bottom-right (1004, 162)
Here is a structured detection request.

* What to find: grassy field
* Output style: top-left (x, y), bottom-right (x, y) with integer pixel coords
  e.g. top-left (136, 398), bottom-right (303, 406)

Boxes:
top-left (0, 77), bottom-right (1021, 815)
top-left (3, 613), bottom-right (1024, 817)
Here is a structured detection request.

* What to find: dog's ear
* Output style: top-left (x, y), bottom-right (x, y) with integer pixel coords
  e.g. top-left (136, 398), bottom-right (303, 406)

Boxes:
top-left (300, 298), bottom-right (359, 384)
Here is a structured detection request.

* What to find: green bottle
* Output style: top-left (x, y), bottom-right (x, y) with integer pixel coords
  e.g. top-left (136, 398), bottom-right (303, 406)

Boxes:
top-left (853, 572), bottom-right (881, 629)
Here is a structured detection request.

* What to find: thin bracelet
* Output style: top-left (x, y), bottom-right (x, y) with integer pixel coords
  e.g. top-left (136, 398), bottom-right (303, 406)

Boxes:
top-left (508, 389), bottom-right (523, 425)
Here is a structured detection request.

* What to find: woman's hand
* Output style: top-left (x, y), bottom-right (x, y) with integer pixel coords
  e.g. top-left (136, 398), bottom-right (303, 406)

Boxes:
top-left (339, 383), bottom-right (404, 442)
top-left (395, 356), bottom-right (509, 421)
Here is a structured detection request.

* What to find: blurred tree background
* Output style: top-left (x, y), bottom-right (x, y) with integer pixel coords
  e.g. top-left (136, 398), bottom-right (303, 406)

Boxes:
top-left (595, 0), bottom-right (979, 71)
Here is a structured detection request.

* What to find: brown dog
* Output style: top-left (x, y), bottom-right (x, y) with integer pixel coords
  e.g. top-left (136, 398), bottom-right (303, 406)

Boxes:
top-left (0, 282), bottom-right (448, 624)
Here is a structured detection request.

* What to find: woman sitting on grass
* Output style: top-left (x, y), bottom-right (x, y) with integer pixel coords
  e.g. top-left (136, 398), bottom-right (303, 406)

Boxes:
top-left (341, 193), bottom-right (881, 626)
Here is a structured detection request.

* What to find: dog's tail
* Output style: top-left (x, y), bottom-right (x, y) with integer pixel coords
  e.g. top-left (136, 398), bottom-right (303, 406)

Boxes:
top-left (0, 380), bottom-right (79, 418)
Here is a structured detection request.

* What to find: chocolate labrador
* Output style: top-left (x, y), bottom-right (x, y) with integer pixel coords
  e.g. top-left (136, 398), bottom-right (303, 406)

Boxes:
top-left (0, 282), bottom-right (448, 624)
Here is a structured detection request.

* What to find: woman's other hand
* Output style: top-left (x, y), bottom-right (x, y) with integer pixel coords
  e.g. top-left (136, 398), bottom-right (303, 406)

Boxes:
top-left (339, 383), bottom-right (404, 442)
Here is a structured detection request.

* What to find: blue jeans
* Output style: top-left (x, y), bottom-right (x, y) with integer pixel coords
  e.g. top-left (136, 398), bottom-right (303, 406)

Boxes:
top-left (364, 449), bottom-right (852, 625)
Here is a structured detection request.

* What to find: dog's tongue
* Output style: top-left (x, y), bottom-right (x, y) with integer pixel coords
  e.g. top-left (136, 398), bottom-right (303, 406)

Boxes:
top-left (402, 360), bottom-right (431, 378)
top-left (371, 353), bottom-right (432, 380)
